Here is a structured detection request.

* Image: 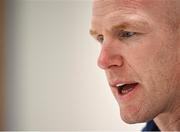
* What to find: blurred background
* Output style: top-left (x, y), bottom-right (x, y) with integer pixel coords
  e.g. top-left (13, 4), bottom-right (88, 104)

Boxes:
top-left (1, 0), bottom-right (145, 130)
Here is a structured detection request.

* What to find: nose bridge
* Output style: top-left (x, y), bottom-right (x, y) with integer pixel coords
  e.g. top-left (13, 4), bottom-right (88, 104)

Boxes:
top-left (97, 41), bottom-right (123, 69)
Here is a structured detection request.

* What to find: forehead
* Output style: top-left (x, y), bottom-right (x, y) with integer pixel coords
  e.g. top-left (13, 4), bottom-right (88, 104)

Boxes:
top-left (91, 0), bottom-right (153, 33)
top-left (91, 0), bottom-right (177, 33)
top-left (92, 0), bottom-right (150, 16)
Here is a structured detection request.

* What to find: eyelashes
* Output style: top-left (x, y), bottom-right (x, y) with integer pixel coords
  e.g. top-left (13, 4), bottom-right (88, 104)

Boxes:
top-left (96, 30), bottom-right (137, 44)
top-left (96, 34), bottom-right (104, 43)
top-left (118, 31), bottom-right (137, 39)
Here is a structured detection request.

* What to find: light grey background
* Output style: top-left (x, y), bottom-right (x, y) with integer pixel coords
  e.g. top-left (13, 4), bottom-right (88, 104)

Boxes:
top-left (5, 0), bottom-right (145, 130)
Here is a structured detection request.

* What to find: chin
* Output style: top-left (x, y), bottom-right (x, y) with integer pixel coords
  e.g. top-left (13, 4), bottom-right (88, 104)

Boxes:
top-left (121, 114), bottom-right (148, 124)
top-left (119, 106), bottom-right (156, 124)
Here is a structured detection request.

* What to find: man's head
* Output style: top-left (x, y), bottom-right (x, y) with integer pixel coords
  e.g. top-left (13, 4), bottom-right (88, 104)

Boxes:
top-left (90, 0), bottom-right (180, 124)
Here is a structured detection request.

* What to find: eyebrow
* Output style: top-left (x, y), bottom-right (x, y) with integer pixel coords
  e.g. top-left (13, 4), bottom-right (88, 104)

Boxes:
top-left (89, 23), bottom-right (133, 37)
top-left (89, 29), bottom-right (98, 36)
top-left (89, 20), bottom-right (149, 37)
top-left (89, 24), bottom-right (127, 36)
top-left (110, 20), bottom-right (149, 32)
top-left (111, 23), bottom-right (130, 32)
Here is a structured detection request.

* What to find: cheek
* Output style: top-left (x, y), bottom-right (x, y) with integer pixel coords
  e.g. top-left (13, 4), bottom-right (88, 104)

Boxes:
top-left (119, 34), bottom-right (180, 120)
top-left (126, 36), bottom-right (179, 93)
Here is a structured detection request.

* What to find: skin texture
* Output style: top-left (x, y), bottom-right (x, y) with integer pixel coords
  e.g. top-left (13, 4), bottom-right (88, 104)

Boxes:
top-left (90, 0), bottom-right (180, 131)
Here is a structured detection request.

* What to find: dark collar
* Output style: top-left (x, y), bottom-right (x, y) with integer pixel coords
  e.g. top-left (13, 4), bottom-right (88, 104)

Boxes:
top-left (142, 120), bottom-right (160, 131)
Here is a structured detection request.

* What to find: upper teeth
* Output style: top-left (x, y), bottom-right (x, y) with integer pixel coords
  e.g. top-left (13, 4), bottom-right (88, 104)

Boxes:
top-left (116, 83), bottom-right (126, 87)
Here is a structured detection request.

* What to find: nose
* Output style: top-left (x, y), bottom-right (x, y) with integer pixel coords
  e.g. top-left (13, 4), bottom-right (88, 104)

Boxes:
top-left (97, 44), bottom-right (123, 70)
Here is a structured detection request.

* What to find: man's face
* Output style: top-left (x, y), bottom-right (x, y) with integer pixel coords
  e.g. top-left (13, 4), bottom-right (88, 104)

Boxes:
top-left (90, 0), bottom-right (180, 123)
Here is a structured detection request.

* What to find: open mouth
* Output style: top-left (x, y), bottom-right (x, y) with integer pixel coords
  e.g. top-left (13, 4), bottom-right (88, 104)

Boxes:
top-left (116, 83), bottom-right (138, 95)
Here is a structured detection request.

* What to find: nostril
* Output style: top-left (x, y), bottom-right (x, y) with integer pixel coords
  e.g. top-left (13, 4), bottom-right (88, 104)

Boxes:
top-left (112, 56), bottom-right (124, 67)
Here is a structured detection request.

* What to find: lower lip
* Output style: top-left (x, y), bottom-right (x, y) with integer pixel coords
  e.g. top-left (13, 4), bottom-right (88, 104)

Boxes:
top-left (114, 83), bottom-right (140, 102)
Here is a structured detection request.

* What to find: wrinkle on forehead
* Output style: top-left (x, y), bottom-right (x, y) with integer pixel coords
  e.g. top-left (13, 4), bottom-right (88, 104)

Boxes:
top-left (92, 0), bottom-right (180, 31)
top-left (92, 0), bottom-right (149, 16)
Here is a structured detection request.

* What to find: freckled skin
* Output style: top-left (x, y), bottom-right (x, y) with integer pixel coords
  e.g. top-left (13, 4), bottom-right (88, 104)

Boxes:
top-left (91, 0), bottom-right (180, 131)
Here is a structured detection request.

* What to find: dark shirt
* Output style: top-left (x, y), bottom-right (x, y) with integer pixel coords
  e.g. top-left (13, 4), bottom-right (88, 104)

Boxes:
top-left (142, 120), bottom-right (160, 131)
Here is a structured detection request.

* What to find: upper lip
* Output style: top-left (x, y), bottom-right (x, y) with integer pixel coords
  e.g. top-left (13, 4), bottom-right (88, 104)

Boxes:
top-left (109, 80), bottom-right (138, 88)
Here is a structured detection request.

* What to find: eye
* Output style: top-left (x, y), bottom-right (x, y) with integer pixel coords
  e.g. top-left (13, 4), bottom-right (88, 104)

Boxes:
top-left (96, 34), bottom-right (104, 43)
top-left (118, 31), bottom-right (137, 39)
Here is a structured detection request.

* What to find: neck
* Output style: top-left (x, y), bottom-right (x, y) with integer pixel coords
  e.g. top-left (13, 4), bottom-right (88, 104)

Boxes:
top-left (154, 99), bottom-right (180, 131)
